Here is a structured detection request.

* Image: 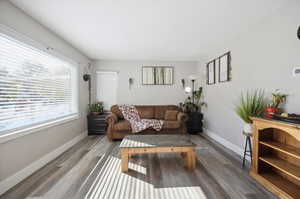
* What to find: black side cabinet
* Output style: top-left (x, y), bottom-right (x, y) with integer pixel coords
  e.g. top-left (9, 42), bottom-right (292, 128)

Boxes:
top-left (87, 113), bottom-right (108, 135)
top-left (186, 112), bottom-right (203, 134)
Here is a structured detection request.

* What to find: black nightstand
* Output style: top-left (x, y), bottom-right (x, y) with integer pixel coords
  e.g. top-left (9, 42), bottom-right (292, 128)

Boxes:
top-left (87, 112), bottom-right (108, 135)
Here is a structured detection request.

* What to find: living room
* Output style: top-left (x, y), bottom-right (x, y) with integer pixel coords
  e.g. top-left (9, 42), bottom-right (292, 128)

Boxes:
top-left (0, 0), bottom-right (299, 199)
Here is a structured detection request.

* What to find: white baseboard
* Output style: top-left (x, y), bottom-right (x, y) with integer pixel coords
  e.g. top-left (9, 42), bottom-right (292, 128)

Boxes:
top-left (0, 131), bottom-right (87, 195)
top-left (203, 128), bottom-right (245, 158)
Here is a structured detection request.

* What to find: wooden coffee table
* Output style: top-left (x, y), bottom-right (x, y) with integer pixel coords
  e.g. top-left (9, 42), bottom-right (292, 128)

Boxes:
top-left (119, 135), bottom-right (197, 172)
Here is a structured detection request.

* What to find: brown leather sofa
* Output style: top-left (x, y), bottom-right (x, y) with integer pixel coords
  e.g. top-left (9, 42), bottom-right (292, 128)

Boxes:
top-left (106, 105), bottom-right (188, 141)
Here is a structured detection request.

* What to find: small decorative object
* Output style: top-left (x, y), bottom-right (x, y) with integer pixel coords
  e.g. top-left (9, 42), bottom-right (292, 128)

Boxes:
top-left (181, 79), bottom-right (185, 89)
top-left (235, 90), bottom-right (266, 133)
top-left (142, 66), bottom-right (173, 85)
top-left (129, 78), bottom-right (133, 89)
top-left (293, 67), bottom-right (300, 77)
top-left (83, 74), bottom-right (90, 81)
top-left (218, 51), bottom-right (231, 82)
top-left (83, 63), bottom-right (92, 105)
top-left (273, 112), bottom-right (300, 124)
top-left (297, 26), bottom-right (300, 40)
top-left (265, 89), bottom-right (288, 118)
top-left (88, 101), bottom-right (104, 115)
top-left (206, 60), bottom-right (216, 85)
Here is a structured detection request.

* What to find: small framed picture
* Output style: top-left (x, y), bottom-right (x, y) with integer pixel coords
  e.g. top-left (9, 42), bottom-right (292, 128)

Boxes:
top-left (218, 51), bottom-right (231, 82)
top-left (207, 60), bottom-right (216, 85)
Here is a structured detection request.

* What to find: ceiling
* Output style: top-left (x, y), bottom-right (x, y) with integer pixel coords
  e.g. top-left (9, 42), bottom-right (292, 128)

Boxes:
top-left (10, 0), bottom-right (287, 61)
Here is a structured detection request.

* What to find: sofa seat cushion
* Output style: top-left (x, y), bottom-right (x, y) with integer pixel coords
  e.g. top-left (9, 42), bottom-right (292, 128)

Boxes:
top-left (113, 120), bottom-right (131, 131)
top-left (163, 121), bottom-right (181, 129)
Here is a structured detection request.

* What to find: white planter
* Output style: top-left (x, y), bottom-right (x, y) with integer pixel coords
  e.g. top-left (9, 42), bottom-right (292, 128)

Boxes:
top-left (243, 123), bottom-right (253, 134)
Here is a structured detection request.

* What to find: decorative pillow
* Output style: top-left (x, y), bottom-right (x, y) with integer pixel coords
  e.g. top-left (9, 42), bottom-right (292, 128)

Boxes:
top-left (164, 110), bottom-right (179, 121)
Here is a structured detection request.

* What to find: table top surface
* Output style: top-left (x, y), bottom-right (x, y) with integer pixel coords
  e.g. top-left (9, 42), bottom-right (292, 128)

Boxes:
top-left (119, 135), bottom-right (196, 148)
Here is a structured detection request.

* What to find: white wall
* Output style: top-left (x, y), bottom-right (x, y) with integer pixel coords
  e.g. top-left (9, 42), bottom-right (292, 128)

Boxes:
top-left (0, 0), bottom-right (90, 188)
top-left (92, 60), bottom-right (198, 106)
top-left (198, 1), bottom-right (300, 155)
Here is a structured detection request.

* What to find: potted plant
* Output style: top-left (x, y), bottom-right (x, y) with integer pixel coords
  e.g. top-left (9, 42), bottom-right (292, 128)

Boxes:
top-left (179, 87), bottom-right (206, 133)
top-left (265, 89), bottom-right (288, 118)
top-left (180, 87), bottom-right (207, 112)
top-left (88, 101), bottom-right (104, 115)
top-left (235, 90), bottom-right (266, 133)
top-left (193, 87), bottom-right (207, 112)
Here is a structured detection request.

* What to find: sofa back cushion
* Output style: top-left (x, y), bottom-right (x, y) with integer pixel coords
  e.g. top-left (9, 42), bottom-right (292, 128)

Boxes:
top-left (154, 105), bottom-right (180, 119)
top-left (165, 110), bottom-right (179, 121)
top-left (136, 106), bottom-right (154, 119)
top-left (110, 105), bottom-right (180, 120)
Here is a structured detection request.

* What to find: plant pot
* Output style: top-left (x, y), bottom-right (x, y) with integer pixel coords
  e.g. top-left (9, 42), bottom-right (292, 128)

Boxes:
top-left (265, 107), bottom-right (280, 118)
top-left (91, 112), bottom-right (101, 115)
top-left (186, 112), bottom-right (203, 134)
top-left (243, 123), bottom-right (253, 134)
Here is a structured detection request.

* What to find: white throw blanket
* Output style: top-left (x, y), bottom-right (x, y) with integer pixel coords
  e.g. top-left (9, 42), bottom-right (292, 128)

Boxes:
top-left (119, 105), bottom-right (164, 133)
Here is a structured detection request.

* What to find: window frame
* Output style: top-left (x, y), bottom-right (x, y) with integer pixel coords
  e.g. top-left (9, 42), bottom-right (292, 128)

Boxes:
top-left (0, 24), bottom-right (80, 144)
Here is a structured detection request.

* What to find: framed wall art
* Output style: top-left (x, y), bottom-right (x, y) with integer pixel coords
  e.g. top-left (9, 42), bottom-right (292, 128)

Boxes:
top-left (218, 51), bottom-right (231, 82)
top-left (142, 66), bottom-right (174, 85)
top-left (206, 60), bottom-right (216, 85)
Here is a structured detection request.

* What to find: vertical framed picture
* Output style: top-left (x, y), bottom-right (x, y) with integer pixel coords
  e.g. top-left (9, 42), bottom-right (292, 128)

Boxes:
top-left (218, 51), bottom-right (231, 82)
top-left (206, 60), bottom-right (216, 85)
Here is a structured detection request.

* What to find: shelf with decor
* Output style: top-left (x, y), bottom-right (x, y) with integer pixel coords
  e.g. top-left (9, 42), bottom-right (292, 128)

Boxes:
top-left (250, 117), bottom-right (300, 199)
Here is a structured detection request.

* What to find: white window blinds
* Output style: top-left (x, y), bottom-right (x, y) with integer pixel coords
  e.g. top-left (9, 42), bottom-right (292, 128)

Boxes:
top-left (0, 32), bottom-right (78, 135)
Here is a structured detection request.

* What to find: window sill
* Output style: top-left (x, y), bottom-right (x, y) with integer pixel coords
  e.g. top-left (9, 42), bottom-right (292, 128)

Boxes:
top-left (0, 115), bottom-right (80, 144)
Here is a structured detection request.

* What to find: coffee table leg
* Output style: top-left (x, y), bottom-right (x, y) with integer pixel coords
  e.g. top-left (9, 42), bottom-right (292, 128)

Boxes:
top-left (187, 149), bottom-right (196, 169)
top-left (121, 148), bottom-right (129, 172)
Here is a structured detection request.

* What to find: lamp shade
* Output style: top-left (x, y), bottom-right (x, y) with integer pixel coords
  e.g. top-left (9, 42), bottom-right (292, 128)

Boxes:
top-left (185, 86), bottom-right (192, 93)
top-left (188, 75), bottom-right (197, 81)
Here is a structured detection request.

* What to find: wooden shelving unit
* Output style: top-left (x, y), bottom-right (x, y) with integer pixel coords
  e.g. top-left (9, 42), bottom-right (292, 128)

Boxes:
top-left (250, 117), bottom-right (300, 199)
top-left (259, 157), bottom-right (300, 181)
top-left (260, 141), bottom-right (300, 159)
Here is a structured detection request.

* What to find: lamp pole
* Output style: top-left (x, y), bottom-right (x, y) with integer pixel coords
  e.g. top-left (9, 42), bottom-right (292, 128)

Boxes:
top-left (191, 79), bottom-right (195, 103)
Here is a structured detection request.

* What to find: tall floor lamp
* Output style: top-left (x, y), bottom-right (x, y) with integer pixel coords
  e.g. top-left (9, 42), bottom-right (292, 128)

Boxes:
top-left (188, 75), bottom-right (197, 103)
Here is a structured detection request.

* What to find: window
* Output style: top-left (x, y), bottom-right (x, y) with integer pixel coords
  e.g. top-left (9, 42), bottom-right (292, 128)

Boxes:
top-left (0, 30), bottom-right (78, 136)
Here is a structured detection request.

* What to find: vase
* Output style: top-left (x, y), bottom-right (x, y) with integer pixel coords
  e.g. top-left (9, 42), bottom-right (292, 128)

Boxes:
top-left (265, 107), bottom-right (280, 118)
top-left (243, 123), bottom-right (253, 134)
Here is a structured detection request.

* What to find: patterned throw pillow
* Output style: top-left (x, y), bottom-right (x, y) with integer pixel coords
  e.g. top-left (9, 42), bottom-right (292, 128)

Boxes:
top-left (164, 110), bottom-right (178, 121)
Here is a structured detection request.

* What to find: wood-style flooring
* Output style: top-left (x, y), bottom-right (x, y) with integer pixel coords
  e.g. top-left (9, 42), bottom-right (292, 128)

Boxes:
top-left (1, 135), bottom-right (277, 199)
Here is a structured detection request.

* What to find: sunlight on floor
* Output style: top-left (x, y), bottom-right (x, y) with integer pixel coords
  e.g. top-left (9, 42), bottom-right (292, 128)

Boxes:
top-left (85, 156), bottom-right (207, 199)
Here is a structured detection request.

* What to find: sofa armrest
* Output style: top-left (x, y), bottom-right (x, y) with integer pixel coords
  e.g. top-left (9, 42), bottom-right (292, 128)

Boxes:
top-left (106, 113), bottom-right (118, 141)
top-left (177, 112), bottom-right (188, 122)
top-left (106, 113), bottom-right (118, 125)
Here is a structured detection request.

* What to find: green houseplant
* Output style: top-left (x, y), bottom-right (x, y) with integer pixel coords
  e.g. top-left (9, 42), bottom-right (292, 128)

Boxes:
top-left (179, 87), bottom-right (206, 134)
top-left (265, 89), bottom-right (288, 118)
top-left (180, 87), bottom-right (206, 113)
top-left (235, 90), bottom-right (267, 133)
top-left (89, 101), bottom-right (104, 115)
